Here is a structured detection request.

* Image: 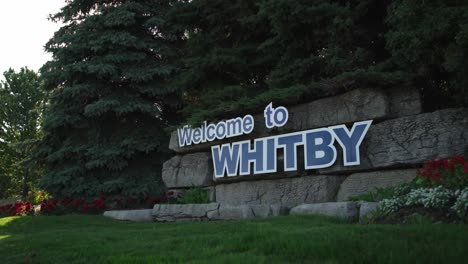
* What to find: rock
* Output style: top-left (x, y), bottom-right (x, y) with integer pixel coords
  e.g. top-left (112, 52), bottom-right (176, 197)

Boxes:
top-left (103, 209), bottom-right (153, 222)
top-left (169, 87), bottom-right (422, 153)
top-left (215, 175), bottom-right (345, 206)
top-left (283, 88), bottom-right (388, 132)
top-left (321, 108), bottom-right (468, 174)
top-left (336, 169), bottom-right (417, 201)
top-left (208, 205), bottom-right (253, 220)
top-left (387, 86), bottom-right (422, 118)
top-left (290, 202), bottom-right (359, 221)
top-left (359, 202), bottom-right (380, 223)
top-left (207, 204), bottom-right (291, 220)
top-left (152, 203), bottom-right (219, 222)
top-left (162, 153), bottom-right (213, 188)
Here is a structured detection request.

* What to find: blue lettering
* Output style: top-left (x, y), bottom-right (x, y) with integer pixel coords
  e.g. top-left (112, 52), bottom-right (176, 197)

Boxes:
top-left (304, 129), bottom-right (337, 169)
top-left (212, 143), bottom-right (240, 177)
top-left (330, 120), bottom-right (372, 166)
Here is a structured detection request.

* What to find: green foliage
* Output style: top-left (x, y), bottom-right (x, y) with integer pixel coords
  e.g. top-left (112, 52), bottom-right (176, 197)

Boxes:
top-left (385, 0), bottom-right (468, 110)
top-left (177, 187), bottom-right (209, 204)
top-left (0, 68), bottom-right (46, 198)
top-left (36, 0), bottom-right (182, 200)
top-left (170, 0), bottom-right (394, 124)
top-left (165, 0), bottom-right (468, 125)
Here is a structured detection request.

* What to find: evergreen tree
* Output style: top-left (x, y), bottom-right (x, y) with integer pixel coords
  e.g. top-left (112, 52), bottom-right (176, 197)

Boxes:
top-left (37, 0), bottom-right (181, 200)
top-left (385, 0), bottom-right (468, 109)
top-left (171, 0), bottom-right (467, 124)
top-left (170, 0), bottom-right (399, 124)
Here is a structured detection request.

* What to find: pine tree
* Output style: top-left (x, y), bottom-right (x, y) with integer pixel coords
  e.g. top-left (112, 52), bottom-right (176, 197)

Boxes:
top-left (37, 0), bottom-right (181, 200)
top-left (170, 0), bottom-right (396, 124)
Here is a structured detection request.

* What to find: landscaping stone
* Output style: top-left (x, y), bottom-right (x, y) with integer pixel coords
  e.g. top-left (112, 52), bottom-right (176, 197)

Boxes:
top-left (336, 169), bottom-right (417, 201)
top-left (290, 202), bottom-right (359, 221)
top-left (162, 152), bottom-right (213, 188)
top-left (387, 86), bottom-right (422, 118)
top-left (215, 175), bottom-right (345, 206)
top-left (321, 108), bottom-right (468, 174)
top-left (153, 203), bottom-right (220, 222)
top-left (359, 202), bottom-right (380, 223)
top-left (103, 209), bottom-right (153, 222)
top-left (169, 87), bottom-right (422, 153)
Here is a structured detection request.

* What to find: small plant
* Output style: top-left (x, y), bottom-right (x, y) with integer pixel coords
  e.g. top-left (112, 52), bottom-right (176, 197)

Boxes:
top-left (177, 187), bottom-right (210, 204)
top-left (414, 156), bottom-right (468, 189)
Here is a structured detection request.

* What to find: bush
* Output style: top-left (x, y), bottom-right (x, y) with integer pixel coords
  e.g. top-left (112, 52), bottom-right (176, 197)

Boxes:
top-left (452, 188), bottom-right (468, 219)
top-left (177, 187), bottom-right (209, 204)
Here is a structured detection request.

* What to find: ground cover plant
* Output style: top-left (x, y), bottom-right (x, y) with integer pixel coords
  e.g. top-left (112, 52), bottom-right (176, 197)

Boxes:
top-left (349, 156), bottom-right (468, 223)
top-left (0, 214), bottom-right (467, 264)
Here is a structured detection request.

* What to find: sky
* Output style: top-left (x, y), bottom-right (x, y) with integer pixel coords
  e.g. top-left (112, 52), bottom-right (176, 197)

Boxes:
top-left (0, 0), bottom-right (65, 78)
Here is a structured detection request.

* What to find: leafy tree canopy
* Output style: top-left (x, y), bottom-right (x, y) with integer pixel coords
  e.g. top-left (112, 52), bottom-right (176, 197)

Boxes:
top-left (0, 68), bottom-right (46, 198)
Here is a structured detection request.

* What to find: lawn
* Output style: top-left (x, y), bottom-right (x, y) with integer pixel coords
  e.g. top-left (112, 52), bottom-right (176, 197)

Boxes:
top-left (0, 215), bottom-right (467, 264)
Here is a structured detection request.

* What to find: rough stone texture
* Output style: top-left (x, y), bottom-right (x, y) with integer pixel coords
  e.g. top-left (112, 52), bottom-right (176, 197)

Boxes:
top-left (162, 152), bottom-right (213, 188)
top-left (153, 203), bottom-right (219, 222)
top-left (321, 108), bottom-right (468, 174)
top-left (103, 209), bottom-right (153, 222)
top-left (290, 202), bottom-right (359, 221)
top-left (358, 202), bottom-right (380, 223)
top-left (152, 203), bottom-right (290, 222)
top-left (387, 86), bottom-right (422, 118)
top-left (169, 87), bottom-right (422, 153)
top-left (336, 169), bottom-right (417, 201)
top-left (215, 175), bottom-right (345, 206)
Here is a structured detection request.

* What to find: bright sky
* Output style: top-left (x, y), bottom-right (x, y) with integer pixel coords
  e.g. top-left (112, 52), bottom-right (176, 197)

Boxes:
top-left (0, 0), bottom-right (66, 78)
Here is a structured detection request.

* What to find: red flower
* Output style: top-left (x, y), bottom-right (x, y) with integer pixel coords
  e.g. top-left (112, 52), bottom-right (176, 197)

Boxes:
top-left (464, 161), bottom-right (468, 174)
top-left (100, 194), bottom-right (106, 201)
top-left (25, 202), bottom-right (32, 211)
top-left (145, 194), bottom-right (151, 200)
top-left (73, 200), bottom-right (82, 207)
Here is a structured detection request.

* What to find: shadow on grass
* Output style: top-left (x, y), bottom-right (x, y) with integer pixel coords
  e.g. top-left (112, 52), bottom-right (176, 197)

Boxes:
top-left (0, 214), bottom-right (467, 264)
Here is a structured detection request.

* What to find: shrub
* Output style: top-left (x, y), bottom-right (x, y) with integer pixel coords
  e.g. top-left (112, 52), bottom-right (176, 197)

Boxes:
top-left (452, 188), bottom-right (468, 218)
top-left (177, 187), bottom-right (210, 204)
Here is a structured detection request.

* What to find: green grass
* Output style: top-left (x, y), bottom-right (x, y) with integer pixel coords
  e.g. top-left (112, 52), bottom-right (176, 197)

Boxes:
top-left (0, 215), bottom-right (467, 263)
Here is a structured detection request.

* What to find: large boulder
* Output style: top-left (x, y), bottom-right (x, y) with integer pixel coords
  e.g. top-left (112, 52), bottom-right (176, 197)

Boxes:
top-left (162, 153), bottom-right (213, 188)
top-left (152, 203), bottom-right (220, 222)
top-left (215, 175), bottom-right (345, 206)
top-left (321, 108), bottom-right (468, 174)
top-left (336, 169), bottom-right (417, 201)
top-left (169, 87), bottom-right (421, 153)
top-left (290, 202), bottom-right (359, 221)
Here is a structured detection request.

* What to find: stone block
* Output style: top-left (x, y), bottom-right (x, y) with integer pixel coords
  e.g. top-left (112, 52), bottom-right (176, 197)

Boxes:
top-left (321, 108), bottom-right (468, 174)
top-left (215, 175), bottom-right (345, 206)
top-left (103, 209), bottom-right (153, 222)
top-left (152, 203), bottom-right (219, 222)
top-left (162, 152), bottom-right (213, 188)
top-left (336, 169), bottom-right (417, 201)
top-left (290, 202), bottom-right (359, 221)
top-left (387, 86), bottom-right (422, 118)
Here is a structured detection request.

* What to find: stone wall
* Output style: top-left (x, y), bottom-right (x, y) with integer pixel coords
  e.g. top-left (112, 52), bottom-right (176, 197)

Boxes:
top-left (161, 87), bottom-right (468, 206)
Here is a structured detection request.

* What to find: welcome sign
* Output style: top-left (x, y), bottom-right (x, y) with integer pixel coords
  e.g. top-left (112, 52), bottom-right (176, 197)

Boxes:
top-left (177, 103), bottom-right (372, 178)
